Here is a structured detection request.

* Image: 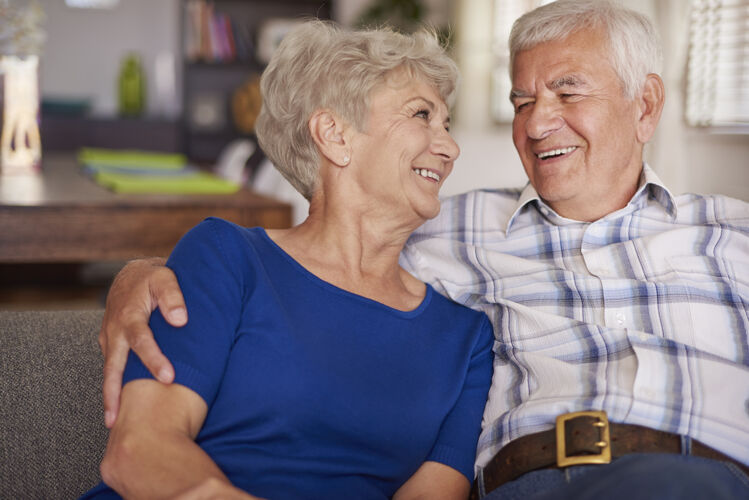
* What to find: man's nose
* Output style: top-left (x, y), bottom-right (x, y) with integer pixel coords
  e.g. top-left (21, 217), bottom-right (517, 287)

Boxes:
top-left (525, 98), bottom-right (564, 139)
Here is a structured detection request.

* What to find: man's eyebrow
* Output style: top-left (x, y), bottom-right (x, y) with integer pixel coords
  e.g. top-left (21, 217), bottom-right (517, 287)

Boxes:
top-left (509, 74), bottom-right (589, 100)
top-left (550, 74), bottom-right (586, 90)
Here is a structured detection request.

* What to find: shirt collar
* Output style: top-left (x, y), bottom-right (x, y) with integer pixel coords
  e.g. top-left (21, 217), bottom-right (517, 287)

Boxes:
top-left (504, 183), bottom-right (542, 233)
top-left (505, 163), bottom-right (678, 233)
top-left (633, 163), bottom-right (678, 218)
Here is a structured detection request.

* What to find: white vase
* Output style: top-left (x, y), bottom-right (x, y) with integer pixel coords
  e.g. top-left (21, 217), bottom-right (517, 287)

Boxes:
top-left (0, 54), bottom-right (42, 175)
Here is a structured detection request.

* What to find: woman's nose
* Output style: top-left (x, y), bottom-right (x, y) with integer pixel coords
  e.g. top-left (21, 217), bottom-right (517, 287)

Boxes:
top-left (432, 126), bottom-right (460, 162)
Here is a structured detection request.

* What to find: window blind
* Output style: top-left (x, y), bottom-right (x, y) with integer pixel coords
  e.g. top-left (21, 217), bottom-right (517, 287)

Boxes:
top-left (686, 0), bottom-right (749, 127)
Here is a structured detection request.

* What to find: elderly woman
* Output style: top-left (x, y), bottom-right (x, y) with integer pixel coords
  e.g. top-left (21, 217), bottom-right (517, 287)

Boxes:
top-left (82, 20), bottom-right (492, 500)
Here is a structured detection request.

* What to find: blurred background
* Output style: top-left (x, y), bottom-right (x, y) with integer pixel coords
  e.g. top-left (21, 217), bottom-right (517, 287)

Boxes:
top-left (1, 0), bottom-right (747, 309)
top-left (37, 0), bottom-right (749, 200)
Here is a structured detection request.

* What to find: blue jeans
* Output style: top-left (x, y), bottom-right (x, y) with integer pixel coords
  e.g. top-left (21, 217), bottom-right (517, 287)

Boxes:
top-left (483, 453), bottom-right (749, 500)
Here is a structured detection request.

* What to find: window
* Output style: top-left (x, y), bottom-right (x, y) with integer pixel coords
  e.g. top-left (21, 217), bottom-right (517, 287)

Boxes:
top-left (686, 0), bottom-right (749, 128)
top-left (491, 0), bottom-right (555, 123)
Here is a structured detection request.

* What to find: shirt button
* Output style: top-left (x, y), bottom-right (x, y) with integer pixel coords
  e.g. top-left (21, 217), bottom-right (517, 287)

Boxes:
top-left (639, 333), bottom-right (649, 342)
top-left (616, 313), bottom-right (626, 326)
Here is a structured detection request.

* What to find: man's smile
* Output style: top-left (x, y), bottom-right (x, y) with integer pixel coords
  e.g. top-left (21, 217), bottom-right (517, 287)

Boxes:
top-left (535, 146), bottom-right (578, 160)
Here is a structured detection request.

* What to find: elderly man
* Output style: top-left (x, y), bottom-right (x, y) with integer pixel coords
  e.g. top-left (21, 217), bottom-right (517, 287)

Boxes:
top-left (98, 1), bottom-right (748, 498)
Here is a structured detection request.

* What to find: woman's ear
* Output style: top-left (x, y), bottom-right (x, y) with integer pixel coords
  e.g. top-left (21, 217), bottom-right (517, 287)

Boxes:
top-left (635, 73), bottom-right (665, 144)
top-left (309, 109), bottom-right (350, 167)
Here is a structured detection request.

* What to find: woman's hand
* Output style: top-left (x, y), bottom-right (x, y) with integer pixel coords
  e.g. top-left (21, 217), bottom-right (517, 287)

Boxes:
top-left (393, 461), bottom-right (470, 500)
top-left (99, 257), bottom-right (187, 428)
top-left (175, 477), bottom-right (267, 500)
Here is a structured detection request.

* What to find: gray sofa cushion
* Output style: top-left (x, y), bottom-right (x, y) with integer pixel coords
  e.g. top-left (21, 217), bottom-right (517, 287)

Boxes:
top-left (0, 309), bottom-right (108, 499)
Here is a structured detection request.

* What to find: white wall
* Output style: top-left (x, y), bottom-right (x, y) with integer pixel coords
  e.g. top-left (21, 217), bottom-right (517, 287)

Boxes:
top-left (39, 0), bottom-right (181, 117)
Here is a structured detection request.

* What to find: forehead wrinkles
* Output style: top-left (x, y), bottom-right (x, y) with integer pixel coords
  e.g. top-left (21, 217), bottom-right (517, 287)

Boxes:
top-left (511, 74), bottom-right (584, 100)
top-left (511, 72), bottom-right (588, 97)
top-left (512, 34), bottom-right (610, 89)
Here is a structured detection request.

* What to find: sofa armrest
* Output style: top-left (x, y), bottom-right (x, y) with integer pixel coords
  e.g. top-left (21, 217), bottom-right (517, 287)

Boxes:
top-left (0, 309), bottom-right (107, 499)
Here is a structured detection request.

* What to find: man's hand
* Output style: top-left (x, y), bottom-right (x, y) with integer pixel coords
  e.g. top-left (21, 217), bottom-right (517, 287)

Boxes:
top-left (99, 257), bottom-right (187, 428)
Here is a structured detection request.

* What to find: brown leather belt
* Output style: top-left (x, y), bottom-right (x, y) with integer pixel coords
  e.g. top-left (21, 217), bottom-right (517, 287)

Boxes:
top-left (471, 411), bottom-right (749, 499)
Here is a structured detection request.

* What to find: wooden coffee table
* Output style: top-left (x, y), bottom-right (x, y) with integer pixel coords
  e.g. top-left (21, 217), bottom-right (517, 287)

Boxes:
top-left (0, 154), bottom-right (292, 263)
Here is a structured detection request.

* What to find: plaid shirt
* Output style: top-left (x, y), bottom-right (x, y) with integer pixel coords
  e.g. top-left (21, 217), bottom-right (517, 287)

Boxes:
top-left (401, 164), bottom-right (749, 470)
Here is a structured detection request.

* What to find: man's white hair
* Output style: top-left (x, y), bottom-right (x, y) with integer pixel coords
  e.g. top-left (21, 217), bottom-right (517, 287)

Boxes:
top-left (509, 0), bottom-right (662, 99)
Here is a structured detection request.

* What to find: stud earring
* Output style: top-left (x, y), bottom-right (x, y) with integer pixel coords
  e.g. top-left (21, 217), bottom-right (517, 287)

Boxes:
top-left (342, 155), bottom-right (350, 165)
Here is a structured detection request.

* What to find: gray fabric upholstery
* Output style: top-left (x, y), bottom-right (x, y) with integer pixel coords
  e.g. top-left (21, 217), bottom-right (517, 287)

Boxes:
top-left (0, 309), bottom-right (107, 499)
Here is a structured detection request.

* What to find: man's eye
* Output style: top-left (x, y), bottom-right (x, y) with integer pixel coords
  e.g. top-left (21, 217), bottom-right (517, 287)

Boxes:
top-left (414, 109), bottom-right (430, 120)
top-left (514, 102), bottom-right (531, 113)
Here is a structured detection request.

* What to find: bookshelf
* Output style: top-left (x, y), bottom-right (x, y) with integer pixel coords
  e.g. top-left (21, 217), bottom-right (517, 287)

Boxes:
top-left (180, 0), bottom-right (334, 165)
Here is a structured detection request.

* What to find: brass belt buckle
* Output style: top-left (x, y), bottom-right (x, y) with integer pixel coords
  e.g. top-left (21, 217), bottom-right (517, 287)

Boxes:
top-left (555, 410), bottom-right (612, 468)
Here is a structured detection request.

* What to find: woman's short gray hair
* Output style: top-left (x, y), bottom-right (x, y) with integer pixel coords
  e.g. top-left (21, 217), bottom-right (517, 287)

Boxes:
top-left (255, 20), bottom-right (459, 200)
top-left (509, 0), bottom-right (662, 99)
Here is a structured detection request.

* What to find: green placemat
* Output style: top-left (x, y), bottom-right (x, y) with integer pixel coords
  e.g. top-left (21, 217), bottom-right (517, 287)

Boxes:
top-left (78, 148), bottom-right (187, 170)
top-left (94, 171), bottom-right (240, 194)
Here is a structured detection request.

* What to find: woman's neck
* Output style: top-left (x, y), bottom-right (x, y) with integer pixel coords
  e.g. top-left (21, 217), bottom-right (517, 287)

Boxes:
top-left (266, 190), bottom-right (427, 311)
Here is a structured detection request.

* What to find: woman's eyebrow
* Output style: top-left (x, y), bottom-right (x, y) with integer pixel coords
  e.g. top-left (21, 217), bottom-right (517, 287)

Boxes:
top-left (404, 96), bottom-right (435, 109)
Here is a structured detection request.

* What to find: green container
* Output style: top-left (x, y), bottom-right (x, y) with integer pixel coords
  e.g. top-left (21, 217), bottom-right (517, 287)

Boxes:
top-left (118, 53), bottom-right (146, 116)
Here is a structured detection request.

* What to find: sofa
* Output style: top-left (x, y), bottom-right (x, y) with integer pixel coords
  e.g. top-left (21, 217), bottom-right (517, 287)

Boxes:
top-left (0, 309), bottom-right (108, 499)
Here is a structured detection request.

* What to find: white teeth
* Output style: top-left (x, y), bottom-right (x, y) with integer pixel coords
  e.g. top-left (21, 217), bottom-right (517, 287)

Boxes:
top-left (413, 168), bottom-right (441, 182)
top-left (537, 146), bottom-right (577, 159)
